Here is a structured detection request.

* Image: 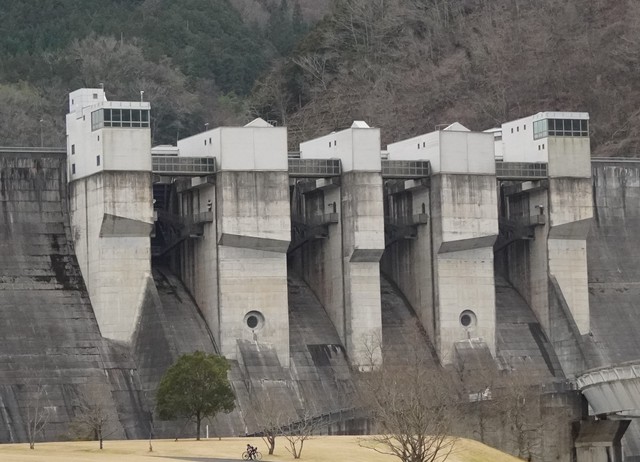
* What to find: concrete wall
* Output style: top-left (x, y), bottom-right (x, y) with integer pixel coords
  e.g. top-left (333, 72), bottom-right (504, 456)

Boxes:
top-left (548, 177), bottom-right (592, 334)
top-left (69, 171), bottom-right (153, 342)
top-left (341, 171), bottom-right (384, 368)
top-left (178, 171), bottom-right (291, 367)
top-left (548, 137), bottom-right (591, 178)
top-left (587, 161), bottom-right (640, 369)
top-left (431, 174), bottom-right (498, 362)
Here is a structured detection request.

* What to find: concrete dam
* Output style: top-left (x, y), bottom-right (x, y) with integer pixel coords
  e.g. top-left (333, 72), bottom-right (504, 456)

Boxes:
top-left (1, 89), bottom-right (639, 461)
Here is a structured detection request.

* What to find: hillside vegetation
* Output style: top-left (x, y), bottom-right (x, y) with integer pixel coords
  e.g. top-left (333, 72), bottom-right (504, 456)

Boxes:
top-left (0, 0), bottom-right (311, 146)
top-left (255, 0), bottom-right (640, 156)
top-left (2, 0), bottom-right (639, 156)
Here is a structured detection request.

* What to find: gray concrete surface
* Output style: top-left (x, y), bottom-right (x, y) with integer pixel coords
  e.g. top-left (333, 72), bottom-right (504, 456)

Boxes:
top-left (0, 152), bottom-right (147, 441)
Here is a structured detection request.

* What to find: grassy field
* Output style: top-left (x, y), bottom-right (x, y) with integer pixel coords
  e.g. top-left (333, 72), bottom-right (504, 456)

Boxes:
top-left (0, 436), bottom-right (522, 462)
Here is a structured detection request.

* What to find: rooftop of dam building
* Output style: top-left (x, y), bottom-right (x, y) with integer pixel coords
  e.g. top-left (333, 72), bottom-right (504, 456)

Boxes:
top-left (1, 89), bottom-right (640, 461)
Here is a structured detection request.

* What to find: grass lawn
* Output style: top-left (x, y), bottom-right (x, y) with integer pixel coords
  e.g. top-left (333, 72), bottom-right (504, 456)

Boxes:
top-left (0, 436), bottom-right (522, 462)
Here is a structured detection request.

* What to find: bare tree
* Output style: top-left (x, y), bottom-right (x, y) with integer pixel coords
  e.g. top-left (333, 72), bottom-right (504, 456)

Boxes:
top-left (282, 412), bottom-right (317, 459)
top-left (25, 383), bottom-right (51, 450)
top-left (252, 397), bottom-right (288, 455)
top-left (293, 54), bottom-right (331, 90)
top-left (356, 335), bottom-right (459, 462)
top-left (70, 386), bottom-right (118, 450)
top-left (496, 372), bottom-right (545, 461)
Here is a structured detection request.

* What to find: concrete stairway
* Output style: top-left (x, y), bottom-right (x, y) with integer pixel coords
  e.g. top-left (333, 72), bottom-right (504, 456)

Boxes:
top-left (0, 152), bottom-right (146, 442)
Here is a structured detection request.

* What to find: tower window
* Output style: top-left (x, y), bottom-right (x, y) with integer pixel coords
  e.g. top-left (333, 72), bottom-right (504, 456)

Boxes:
top-left (71, 164), bottom-right (76, 174)
top-left (96, 155), bottom-right (100, 166)
top-left (91, 108), bottom-right (150, 131)
top-left (71, 144), bottom-right (75, 155)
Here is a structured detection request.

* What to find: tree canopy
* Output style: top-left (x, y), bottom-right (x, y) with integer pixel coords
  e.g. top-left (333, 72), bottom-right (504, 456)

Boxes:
top-left (156, 351), bottom-right (235, 440)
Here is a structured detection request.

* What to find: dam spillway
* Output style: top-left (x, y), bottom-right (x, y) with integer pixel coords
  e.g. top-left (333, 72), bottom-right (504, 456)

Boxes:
top-left (1, 91), bottom-right (639, 461)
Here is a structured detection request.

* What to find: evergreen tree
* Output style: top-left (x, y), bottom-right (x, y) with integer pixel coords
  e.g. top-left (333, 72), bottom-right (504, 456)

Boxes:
top-left (156, 352), bottom-right (235, 440)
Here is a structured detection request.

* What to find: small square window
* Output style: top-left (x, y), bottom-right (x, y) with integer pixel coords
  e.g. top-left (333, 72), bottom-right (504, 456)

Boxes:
top-left (96, 155), bottom-right (100, 166)
top-left (93, 93), bottom-right (98, 99)
top-left (71, 164), bottom-right (76, 174)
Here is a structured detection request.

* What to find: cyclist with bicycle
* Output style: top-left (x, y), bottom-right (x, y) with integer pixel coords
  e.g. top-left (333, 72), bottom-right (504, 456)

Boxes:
top-left (245, 443), bottom-right (258, 460)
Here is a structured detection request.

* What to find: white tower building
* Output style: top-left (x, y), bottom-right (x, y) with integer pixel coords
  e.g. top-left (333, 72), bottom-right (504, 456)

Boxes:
top-left (66, 88), bottom-right (154, 342)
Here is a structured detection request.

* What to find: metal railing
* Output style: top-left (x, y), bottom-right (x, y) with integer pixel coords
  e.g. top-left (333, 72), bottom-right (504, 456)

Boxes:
top-left (382, 160), bottom-right (431, 179)
top-left (288, 158), bottom-right (341, 177)
top-left (385, 214), bottom-right (429, 227)
top-left (152, 156), bottom-right (216, 176)
top-left (186, 211), bottom-right (214, 225)
top-left (495, 161), bottom-right (548, 180)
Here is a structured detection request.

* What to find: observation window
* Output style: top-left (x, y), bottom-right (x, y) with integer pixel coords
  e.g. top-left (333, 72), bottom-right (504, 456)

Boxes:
top-left (91, 108), bottom-right (150, 131)
top-left (533, 118), bottom-right (588, 140)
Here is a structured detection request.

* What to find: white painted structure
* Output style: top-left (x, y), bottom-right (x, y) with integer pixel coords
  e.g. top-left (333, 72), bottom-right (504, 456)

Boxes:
top-left (67, 88), bottom-right (152, 180)
top-left (177, 118), bottom-right (289, 171)
top-left (386, 124), bottom-right (498, 363)
top-left (66, 89), bottom-right (153, 343)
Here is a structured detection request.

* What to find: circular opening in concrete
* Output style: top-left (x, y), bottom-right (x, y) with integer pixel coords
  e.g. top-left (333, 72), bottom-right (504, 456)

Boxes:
top-left (460, 310), bottom-right (477, 328)
top-left (244, 311), bottom-right (264, 330)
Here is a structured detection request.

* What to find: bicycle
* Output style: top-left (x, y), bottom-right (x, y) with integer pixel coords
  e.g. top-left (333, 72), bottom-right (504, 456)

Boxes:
top-left (242, 450), bottom-right (262, 460)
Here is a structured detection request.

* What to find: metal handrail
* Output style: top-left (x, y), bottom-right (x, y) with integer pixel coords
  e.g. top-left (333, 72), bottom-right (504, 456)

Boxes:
top-left (288, 158), bottom-right (341, 177)
top-left (495, 161), bottom-right (548, 180)
top-left (152, 156), bottom-right (216, 176)
top-left (382, 160), bottom-right (430, 179)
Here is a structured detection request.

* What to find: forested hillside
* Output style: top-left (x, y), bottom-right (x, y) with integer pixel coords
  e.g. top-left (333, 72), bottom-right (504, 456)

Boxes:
top-left (0, 0), bottom-right (313, 146)
top-left (256, 0), bottom-right (640, 156)
top-left (1, 0), bottom-right (639, 156)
